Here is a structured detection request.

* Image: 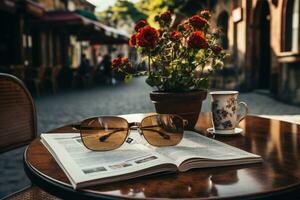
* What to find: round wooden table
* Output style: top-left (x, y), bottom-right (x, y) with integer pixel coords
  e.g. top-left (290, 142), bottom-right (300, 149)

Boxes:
top-left (24, 113), bottom-right (300, 200)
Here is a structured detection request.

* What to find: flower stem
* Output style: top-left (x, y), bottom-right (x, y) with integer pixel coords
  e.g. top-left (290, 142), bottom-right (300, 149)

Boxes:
top-left (148, 50), bottom-right (151, 73)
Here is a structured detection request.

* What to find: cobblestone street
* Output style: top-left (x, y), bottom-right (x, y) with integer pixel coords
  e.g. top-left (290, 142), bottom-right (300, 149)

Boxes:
top-left (35, 77), bottom-right (300, 134)
top-left (1, 77), bottom-right (300, 198)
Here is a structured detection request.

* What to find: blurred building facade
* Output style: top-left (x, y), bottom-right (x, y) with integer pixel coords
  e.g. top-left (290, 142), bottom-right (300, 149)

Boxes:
top-left (208, 0), bottom-right (300, 105)
top-left (37, 0), bottom-right (97, 69)
top-left (0, 0), bottom-right (95, 70)
top-left (0, 0), bottom-right (129, 92)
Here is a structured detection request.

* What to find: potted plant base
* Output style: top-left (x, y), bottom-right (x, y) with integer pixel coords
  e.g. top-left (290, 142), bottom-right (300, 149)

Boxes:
top-left (150, 90), bottom-right (207, 130)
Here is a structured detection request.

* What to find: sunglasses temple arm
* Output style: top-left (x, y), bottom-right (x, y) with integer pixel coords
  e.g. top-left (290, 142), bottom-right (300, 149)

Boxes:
top-left (142, 124), bottom-right (183, 131)
top-left (140, 127), bottom-right (171, 140)
top-left (98, 128), bottom-right (127, 142)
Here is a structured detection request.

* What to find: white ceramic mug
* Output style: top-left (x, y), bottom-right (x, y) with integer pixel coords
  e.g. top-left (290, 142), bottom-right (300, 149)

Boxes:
top-left (210, 91), bottom-right (248, 134)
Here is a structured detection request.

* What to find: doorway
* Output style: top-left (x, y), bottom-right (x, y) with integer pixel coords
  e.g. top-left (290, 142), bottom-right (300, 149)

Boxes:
top-left (253, 0), bottom-right (271, 89)
top-left (0, 11), bottom-right (18, 66)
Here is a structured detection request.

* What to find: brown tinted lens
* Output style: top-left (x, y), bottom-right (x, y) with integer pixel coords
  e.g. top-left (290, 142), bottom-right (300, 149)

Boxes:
top-left (80, 117), bottom-right (128, 151)
top-left (141, 114), bottom-right (184, 146)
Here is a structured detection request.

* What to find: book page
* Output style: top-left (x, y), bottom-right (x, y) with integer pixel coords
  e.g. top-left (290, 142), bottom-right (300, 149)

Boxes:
top-left (150, 131), bottom-right (261, 166)
top-left (41, 132), bottom-right (173, 188)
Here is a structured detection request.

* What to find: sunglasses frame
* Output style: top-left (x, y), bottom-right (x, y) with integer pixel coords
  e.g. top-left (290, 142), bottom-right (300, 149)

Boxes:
top-left (73, 114), bottom-right (187, 151)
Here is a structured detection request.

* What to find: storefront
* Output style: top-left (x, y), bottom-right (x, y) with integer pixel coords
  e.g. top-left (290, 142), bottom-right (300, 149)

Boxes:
top-left (39, 10), bottom-right (129, 68)
top-left (209, 0), bottom-right (300, 104)
top-left (0, 0), bottom-right (130, 92)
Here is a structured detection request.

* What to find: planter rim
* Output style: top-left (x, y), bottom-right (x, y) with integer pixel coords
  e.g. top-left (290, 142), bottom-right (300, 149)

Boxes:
top-left (151, 90), bottom-right (207, 94)
top-left (150, 90), bottom-right (207, 102)
top-left (210, 90), bottom-right (238, 95)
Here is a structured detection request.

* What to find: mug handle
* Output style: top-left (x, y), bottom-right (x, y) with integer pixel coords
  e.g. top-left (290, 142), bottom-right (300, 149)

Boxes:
top-left (237, 102), bottom-right (249, 124)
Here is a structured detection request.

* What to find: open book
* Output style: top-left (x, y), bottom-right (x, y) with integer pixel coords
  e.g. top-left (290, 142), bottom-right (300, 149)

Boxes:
top-left (41, 121), bottom-right (262, 189)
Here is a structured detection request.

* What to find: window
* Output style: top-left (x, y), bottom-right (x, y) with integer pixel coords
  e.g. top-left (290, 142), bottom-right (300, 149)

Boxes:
top-left (284, 0), bottom-right (299, 51)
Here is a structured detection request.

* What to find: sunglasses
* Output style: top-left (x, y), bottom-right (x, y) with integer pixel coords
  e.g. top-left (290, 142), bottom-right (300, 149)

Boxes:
top-left (72, 114), bottom-right (188, 151)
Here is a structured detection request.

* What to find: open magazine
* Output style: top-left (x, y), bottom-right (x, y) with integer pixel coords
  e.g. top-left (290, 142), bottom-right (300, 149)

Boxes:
top-left (41, 127), bottom-right (262, 189)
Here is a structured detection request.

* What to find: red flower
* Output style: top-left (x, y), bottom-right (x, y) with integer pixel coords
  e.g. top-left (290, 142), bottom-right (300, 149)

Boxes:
top-left (160, 11), bottom-right (172, 23)
top-left (129, 34), bottom-right (137, 47)
top-left (112, 58), bottom-right (121, 70)
top-left (136, 25), bottom-right (160, 48)
top-left (200, 10), bottom-right (211, 20)
top-left (188, 15), bottom-right (208, 30)
top-left (170, 31), bottom-right (182, 41)
top-left (134, 20), bottom-right (148, 32)
top-left (187, 31), bottom-right (208, 49)
top-left (121, 57), bottom-right (129, 63)
top-left (112, 57), bottom-right (129, 70)
top-left (212, 45), bottom-right (223, 54)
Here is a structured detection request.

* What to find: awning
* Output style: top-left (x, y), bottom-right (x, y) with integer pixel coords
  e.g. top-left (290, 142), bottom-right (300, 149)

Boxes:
top-left (41, 11), bottom-right (129, 44)
top-left (86, 22), bottom-right (130, 44)
top-left (75, 9), bottom-right (98, 21)
top-left (42, 11), bottom-right (90, 25)
top-left (97, 23), bottom-right (130, 40)
top-left (24, 0), bottom-right (45, 17)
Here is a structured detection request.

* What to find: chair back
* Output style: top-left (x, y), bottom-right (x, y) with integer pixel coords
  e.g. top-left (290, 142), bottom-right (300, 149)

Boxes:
top-left (0, 73), bottom-right (37, 153)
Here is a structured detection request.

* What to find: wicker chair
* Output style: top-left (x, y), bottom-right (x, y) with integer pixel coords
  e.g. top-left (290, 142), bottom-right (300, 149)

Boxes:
top-left (0, 73), bottom-right (58, 199)
top-left (5, 186), bottom-right (59, 200)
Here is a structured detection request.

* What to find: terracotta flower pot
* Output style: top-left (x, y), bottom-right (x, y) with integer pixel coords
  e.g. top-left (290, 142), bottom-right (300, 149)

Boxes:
top-left (150, 90), bottom-right (207, 130)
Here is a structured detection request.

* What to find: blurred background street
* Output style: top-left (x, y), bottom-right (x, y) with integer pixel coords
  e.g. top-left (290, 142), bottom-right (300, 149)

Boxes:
top-left (35, 77), bottom-right (300, 134)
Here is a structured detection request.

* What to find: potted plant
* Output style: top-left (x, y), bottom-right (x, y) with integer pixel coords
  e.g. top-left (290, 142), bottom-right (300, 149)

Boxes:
top-left (112, 10), bottom-right (227, 129)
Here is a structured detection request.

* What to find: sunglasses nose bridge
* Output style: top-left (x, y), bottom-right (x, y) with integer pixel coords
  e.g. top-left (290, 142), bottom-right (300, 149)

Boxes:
top-left (128, 122), bottom-right (141, 128)
top-left (128, 122), bottom-right (143, 135)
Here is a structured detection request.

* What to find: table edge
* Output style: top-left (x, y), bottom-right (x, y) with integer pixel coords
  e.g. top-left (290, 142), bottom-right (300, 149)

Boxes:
top-left (24, 130), bottom-right (300, 200)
